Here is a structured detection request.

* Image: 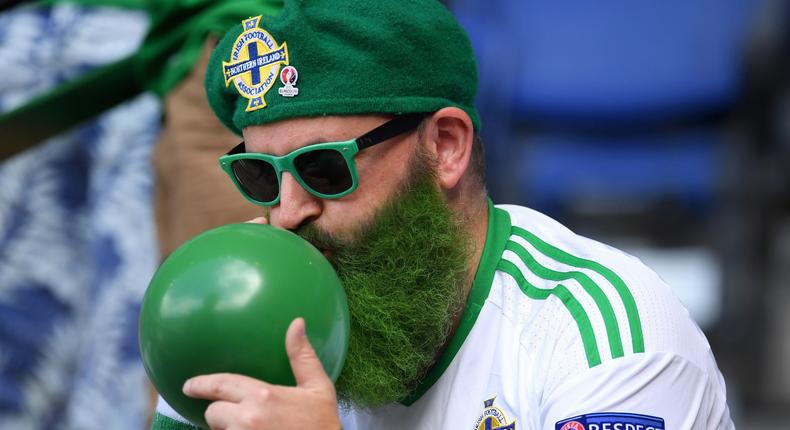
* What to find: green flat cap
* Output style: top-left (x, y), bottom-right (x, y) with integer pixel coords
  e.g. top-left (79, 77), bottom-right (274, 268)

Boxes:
top-left (205, 0), bottom-right (480, 135)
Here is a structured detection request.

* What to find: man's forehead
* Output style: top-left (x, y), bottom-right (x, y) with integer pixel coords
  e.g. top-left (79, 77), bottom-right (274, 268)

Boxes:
top-left (241, 114), bottom-right (391, 154)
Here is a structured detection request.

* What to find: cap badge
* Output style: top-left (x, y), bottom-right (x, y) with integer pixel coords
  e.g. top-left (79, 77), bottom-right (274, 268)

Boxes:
top-left (222, 16), bottom-right (289, 112)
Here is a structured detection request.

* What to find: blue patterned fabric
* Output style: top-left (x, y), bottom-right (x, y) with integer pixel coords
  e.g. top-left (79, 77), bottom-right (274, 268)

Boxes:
top-left (0, 4), bottom-right (161, 429)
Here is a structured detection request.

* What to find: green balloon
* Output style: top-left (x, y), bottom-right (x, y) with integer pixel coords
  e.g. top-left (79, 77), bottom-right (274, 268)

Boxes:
top-left (139, 223), bottom-right (349, 429)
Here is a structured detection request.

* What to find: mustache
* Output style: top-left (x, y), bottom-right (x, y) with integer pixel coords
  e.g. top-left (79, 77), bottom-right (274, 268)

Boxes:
top-left (296, 224), bottom-right (344, 260)
top-left (296, 211), bottom-right (379, 254)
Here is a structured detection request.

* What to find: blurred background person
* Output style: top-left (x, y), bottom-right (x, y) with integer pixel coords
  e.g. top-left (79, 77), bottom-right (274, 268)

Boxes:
top-left (0, 1), bottom-right (280, 428)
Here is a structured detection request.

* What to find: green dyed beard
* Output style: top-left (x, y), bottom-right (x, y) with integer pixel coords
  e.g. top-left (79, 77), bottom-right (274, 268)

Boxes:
top-left (298, 167), bottom-right (472, 408)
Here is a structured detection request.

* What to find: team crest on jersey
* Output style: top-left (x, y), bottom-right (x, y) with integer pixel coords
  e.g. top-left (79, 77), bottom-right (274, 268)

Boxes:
top-left (555, 412), bottom-right (665, 430)
top-left (223, 15), bottom-right (289, 111)
top-left (473, 397), bottom-right (516, 430)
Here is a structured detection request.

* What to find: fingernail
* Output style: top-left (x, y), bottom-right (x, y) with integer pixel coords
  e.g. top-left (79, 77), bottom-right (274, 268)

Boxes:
top-left (182, 379), bottom-right (192, 393)
top-left (297, 318), bottom-right (306, 338)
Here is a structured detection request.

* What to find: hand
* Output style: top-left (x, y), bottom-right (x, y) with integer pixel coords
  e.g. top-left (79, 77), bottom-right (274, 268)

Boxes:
top-left (183, 318), bottom-right (341, 430)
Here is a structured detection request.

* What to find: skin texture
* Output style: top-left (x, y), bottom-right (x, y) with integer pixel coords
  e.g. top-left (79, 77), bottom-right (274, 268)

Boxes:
top-left (183, 107), bottom-right (488, 429)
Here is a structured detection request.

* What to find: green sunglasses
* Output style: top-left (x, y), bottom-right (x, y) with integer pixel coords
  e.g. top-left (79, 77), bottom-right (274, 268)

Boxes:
top-left (219, 114), bottom-right (425, 206)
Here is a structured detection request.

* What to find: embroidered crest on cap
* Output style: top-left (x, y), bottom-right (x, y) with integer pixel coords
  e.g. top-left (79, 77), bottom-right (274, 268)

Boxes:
top-left (223, 16), bottom-right (289, 112)
top-left (278, 65), bottom-right (299, 97)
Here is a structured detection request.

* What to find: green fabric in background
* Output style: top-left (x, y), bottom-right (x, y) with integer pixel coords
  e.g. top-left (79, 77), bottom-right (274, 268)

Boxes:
top-left (39, 0), bottom-right (284, 96)
top-left (135, 0), bottom-right (284, 97)
top-left (0, 0), bottom-right (283, 157)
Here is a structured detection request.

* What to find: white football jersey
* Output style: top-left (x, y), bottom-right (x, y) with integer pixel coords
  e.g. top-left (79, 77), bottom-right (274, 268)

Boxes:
top-left (340, 203), bottom-right (732, 430)
top-left (154, 202), bottom-right (734, 430)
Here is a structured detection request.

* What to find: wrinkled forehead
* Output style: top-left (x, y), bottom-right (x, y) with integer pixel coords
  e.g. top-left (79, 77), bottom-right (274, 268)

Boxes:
top-left (241, 114), bottom-right (392, 156)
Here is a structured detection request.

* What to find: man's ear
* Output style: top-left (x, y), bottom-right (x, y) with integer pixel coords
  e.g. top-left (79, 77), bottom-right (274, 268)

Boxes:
top-left (422, 107), bottom-right (475, 190)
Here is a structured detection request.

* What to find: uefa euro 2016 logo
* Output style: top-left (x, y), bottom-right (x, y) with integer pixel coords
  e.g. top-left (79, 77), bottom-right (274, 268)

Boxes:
top-left (278, 66), bottom-right (299, 97)
top-left (223, 16), bottom-right (289, 112)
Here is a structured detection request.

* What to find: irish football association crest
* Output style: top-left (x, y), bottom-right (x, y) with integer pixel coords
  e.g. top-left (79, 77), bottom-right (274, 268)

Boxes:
top-left (223, 16), bottom-right (289, 111)
top-left (473, 397), bottom-right (516, 430)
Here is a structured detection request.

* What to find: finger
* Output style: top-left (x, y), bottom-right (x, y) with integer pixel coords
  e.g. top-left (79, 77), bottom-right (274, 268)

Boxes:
top-left (246, 216), bottom-right (269, 224)
top-left (285, 318), bottom-right (333, 389)
top-left (204, 400), bottom-right (236, 430)
top-left (183, 373), bottom-right (270, 403)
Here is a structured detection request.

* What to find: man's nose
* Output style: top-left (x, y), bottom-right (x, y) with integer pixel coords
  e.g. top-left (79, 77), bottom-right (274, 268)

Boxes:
top-left (269, 172), bottom-right (322, 231)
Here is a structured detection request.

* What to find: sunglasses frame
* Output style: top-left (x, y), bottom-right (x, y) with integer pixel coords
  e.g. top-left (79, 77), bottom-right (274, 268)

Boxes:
top-left (218, 113), bottom-right (426, 206)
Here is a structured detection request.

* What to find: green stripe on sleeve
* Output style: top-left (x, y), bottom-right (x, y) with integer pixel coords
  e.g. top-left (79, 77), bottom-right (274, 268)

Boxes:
top-left (497, 259), bottom-right (601, 367)
top-left (506, 240), bottom-right (624, 359)
top-left (511, 226), bottom-right (645, 353)
top-left (151, 412), bottom-right (199, 430)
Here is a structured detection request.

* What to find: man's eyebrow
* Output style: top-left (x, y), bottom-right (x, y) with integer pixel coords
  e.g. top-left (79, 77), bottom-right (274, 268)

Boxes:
top-left (256, 137), bottom-right (330, 155)
top-left (297, 135), bottom-right (356, 148)
top-left (302, 137), bottom-right (328, 146)
top-left (254, 135), bottom-right (350, 155)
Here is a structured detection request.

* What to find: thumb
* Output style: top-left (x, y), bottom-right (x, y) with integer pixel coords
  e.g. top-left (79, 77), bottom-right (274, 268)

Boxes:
top-left (246, 216), bottom-right (269, 224)
top-left (285, 318), bottom-right (332, 390)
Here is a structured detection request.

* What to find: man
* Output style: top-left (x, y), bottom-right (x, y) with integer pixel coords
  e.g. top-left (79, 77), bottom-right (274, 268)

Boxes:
top-left (152, 0), bottom-right (734, 428)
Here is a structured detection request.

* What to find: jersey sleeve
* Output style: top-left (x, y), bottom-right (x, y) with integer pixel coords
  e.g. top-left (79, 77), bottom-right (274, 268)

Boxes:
top-left (540, 351), bottom-right (733, 430)
top-left (151, 396), bottom-right (199, 430)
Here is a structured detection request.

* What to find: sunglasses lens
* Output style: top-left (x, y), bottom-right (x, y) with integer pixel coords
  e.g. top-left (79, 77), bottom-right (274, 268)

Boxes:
top-left (294, 149), bottom-right (353, 196)
top-left (230, 159), bottom-right (279, 203)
